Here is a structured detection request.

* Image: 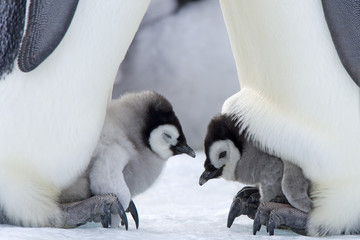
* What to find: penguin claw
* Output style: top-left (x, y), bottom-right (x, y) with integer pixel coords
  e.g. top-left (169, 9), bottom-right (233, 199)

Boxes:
top-left (268, 213), bottom-right (277, 236)
top-left (253, 211), bottom-right (262, 235)
top-left (100, 203), bottom-right (112, 228)
top-left (115, 199), bottom-right (128, 230)
top-left (227, 198), bottom-right (241, 228)
top-left (227, 186), bottom-right (261, 228)
top-left (127, 200), bottom-right (139, 229)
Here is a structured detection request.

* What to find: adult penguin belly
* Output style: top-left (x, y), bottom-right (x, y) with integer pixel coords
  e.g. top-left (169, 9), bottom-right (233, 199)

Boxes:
top-left (220, 0), bottom-right (360, 236)
top-left (0, 0), bottom-right (149, 227)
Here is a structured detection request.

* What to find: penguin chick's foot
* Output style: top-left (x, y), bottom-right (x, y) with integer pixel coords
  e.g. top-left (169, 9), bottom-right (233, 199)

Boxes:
top-left (253, 202), bottom-right (308, 236)
top-left (59, 193), bottom-right (129, 229)
top-left (227, 186), bottom-right (261, 228)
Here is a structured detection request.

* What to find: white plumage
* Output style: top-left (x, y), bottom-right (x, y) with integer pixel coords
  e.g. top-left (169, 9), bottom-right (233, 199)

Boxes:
top-left (220, 0), bottom-right (360, 236)
top-left (0, 1), bottom-right (149, 227)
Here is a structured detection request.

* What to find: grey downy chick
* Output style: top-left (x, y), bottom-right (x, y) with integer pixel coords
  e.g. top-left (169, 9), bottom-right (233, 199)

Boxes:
top-left (61, 91), bottom-right (195, 229)
top-left (199, 114), bottom-right (312, 212)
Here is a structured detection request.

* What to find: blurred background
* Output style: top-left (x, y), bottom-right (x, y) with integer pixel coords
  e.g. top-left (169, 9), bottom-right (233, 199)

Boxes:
top-left (113, 0), bottom-right (239, 150)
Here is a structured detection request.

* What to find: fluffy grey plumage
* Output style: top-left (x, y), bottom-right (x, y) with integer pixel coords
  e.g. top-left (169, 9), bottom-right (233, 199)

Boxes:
top-left (61, 91), bottom-right (195, 227)
top-left (199, 114), bottom-right (312, 212)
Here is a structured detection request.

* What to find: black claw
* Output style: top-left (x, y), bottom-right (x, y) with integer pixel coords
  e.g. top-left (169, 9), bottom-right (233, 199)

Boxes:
top-left (127, 200), bottom-right (139, 229)
top-left (117, 200), bottom-right (128, 230)
top-left (101, 204), bottom-right (111, 228)
top-left (100, 215), bottom-right (109, 228)
top-left (227, 199), bottom-right (241, 228)
top-left (228, 187), bottom-right (261, 229)
top-left (268, 216), bottom-right (275, 236)
top-left (253, 212), bottom-right (262, 235)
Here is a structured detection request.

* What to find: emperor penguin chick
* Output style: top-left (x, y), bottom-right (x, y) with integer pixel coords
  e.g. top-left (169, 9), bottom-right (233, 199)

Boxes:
top-left (89, 91), bottom-right (196, 228)
top-left (199, 114), bottom-right (312, 213)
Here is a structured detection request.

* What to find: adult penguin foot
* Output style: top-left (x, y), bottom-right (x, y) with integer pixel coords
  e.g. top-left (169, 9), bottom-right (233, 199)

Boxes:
top-left (227, 186), bottom-right (260, 228)
top-left (59, 193), bottom-right (128, 230)
top-left (253, 202), bottom-right (308, 236)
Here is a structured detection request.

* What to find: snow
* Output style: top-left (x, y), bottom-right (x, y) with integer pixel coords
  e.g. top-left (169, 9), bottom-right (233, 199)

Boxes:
top-left (0, 152), bottom-right (358, 240)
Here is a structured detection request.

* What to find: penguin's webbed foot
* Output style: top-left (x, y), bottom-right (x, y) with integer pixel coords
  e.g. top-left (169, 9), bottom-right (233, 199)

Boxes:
top-left (227, 186), bottom-right (260, 228)
top-left (60, 193), bottom-right (129, 229)
top-left (253, 202), bottom-right (308, 236)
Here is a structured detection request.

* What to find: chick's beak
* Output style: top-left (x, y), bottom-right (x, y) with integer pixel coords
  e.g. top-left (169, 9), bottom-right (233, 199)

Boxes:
top-left (174, 143), bottom-right (196, 158)
top-left (199, 167), bottom-right (223, 186)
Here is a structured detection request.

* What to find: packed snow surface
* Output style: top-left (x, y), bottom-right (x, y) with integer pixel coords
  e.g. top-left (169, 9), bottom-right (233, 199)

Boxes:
top-left (0, 152), bottom-right (358, 240)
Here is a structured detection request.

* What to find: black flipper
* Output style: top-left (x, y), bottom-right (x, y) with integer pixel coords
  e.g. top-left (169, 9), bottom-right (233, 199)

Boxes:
top-left (322, 0), bottom-right (360, 87)
top-left (17, 0), bottom-right (79, 72)
top-left (0, 0), bottom-right (26, 78)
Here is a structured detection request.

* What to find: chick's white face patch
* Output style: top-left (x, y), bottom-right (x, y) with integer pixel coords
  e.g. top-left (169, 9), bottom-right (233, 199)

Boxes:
top-left (149, 124), bottom-right (179, 159)
top-left (209, 140), bottom-right (240, 181)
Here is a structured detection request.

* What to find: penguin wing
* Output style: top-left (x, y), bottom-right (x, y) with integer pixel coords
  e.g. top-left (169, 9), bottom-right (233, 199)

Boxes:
top-left (322, 1), bottom-right (360, 87)
top-left (0, 0), bottom-right (26, 78)
top-left (17, 0), bottom-right (79, 72)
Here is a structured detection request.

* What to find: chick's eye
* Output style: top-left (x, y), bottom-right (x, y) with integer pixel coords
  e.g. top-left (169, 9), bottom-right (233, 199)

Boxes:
top-left (163, 132), bottom-right (172, 139)
top-left (219, 151), bottom-right (227, 159)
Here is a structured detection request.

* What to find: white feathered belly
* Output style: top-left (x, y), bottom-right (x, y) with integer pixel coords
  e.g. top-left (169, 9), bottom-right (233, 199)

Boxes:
top-left (0, 0), bottom-right (150, 226)
top-left (221, 0), bottom-right (360, 235)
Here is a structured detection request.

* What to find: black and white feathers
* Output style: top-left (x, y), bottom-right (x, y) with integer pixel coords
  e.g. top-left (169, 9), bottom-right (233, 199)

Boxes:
top-left (90, 91), bottom-right (195, 204)
top-left (200, 114), bottom-right (312, 212)
top-left (220, 0), bottom-right (360, 236)
top-left (61, 91), bottom-right (195, 227)
top-left (0, 0), bottom-right (149, 227)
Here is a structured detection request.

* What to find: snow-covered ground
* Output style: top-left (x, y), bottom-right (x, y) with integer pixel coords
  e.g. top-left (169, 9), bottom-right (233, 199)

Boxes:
top-left (0, 152), bottom-right (358, 240)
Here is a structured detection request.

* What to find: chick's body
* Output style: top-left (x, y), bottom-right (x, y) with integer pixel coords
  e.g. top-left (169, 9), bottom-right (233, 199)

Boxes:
top-left (61, 91), bottom-right (195, 229)
top-left (200, 114), bottom-right (311, 212)
top-left (90, 97), bottom-right (166, 206)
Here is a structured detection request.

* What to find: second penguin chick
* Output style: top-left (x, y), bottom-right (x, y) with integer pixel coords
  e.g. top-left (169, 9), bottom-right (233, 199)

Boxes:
top-left (89, 91), bottom-right (195, 228)
top-left (199, 114), bottom-right (311, 213)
